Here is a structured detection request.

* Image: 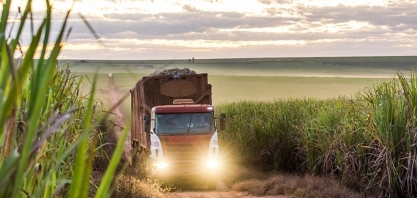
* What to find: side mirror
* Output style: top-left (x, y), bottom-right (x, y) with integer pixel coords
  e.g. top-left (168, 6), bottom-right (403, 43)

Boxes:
top-left (219, 113), bottom-right (226, 131)
top-left (144, 115), bottom-right (149, 122)
top-left (220, 113), bottom-right (226, 119)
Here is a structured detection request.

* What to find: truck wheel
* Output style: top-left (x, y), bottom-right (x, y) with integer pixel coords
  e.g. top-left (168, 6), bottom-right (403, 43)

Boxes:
top-left (131, 142), bottom-right (140, 166)
top-left (131, 149), bottom-right (140, 166)
top-left (141, 151), bottom-right (151, 177)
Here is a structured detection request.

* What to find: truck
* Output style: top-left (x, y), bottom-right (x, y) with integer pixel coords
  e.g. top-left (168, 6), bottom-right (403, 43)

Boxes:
top-left (130, 72), bottom-right (225, 189)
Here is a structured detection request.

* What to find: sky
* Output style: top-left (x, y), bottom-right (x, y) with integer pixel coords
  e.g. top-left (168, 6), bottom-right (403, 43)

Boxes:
top-left (8, 0), bottom-right (417, 60)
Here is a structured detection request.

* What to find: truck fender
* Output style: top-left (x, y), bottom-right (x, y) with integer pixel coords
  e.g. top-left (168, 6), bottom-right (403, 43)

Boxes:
top-left (150, 133), bottom-right (164, 159)
top-left (208, 132), bottom-right (219, 158)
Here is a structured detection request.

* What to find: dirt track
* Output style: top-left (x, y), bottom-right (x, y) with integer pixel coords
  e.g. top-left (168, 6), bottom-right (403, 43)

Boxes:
top-left (108, 74), bottom-right (293, 198)
top-left (165, 191), bottom-right (290, 198)
top-left (164, 179), bottom-right (292, 198)
top-left (108, 73), bottom-right (131, 162)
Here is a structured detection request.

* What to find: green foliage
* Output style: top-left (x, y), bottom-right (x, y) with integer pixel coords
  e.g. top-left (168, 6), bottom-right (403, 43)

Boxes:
top-left (219, 70), bottom-right (417, 197)
top-left (0, 1), bottom-right (127, 197)
top-left (361, 72), bottom-right (417, 197)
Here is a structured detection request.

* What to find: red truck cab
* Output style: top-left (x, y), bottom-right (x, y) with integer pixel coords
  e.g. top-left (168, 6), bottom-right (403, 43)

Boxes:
top-left (148, 100), bottom-right (219, 188)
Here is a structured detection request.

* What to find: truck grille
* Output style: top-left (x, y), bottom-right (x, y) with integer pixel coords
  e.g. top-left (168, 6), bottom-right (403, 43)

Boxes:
top-left (159, 134), bottom-right (212, 172)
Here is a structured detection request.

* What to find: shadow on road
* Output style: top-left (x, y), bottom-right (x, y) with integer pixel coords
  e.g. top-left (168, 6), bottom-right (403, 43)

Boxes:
top-left (161, 178), bottom-right (219, 192)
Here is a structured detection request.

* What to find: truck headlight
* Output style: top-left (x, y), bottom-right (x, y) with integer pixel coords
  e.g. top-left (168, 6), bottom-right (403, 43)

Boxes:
top-left (207, 159), bottom-right (219, 169)
top-left (155, 161), bottom-right (169, 169)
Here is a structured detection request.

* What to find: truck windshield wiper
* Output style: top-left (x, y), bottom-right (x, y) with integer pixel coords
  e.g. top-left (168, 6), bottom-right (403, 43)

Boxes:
top-left (186, 114), bottom-right (193, 134)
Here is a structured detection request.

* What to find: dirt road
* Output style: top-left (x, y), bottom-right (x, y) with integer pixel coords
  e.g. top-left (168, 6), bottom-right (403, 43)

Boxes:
top-left (165, 191), bottom-right (289, 198)
top-left (108, 73), bottom-right (131, 162)
top-left (164, 179), bottom-right (292, 198)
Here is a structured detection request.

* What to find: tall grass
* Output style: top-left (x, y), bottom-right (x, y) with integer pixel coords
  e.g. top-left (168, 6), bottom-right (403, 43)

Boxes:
top-left (362, 72), bottom-right (417, 197)
top-left (219, 71), bottom-right (417, 197)
top-left (0, 0), bottom-right (128, 197)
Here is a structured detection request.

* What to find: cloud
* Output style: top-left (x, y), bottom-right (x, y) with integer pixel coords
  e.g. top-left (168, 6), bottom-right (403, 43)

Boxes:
top-left (61, 36), bottom-right (417, 60)
top-left (258, 0), bottom-right (293, 5)
top-left (297, 3), bottom-right (417, 29)
top-left (183, 4), bottom-right (200, 12)
top-left (82, 11), bottom-right (293, 38)
top-left (20, 0), bottom-right (417, 59)
top-left (71, 1), bottom-right (415, 39)
top-left (111, 31), bottom-right (140, 38)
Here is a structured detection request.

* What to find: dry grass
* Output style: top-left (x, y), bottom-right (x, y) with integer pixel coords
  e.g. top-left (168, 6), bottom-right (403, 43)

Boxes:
top-left (232, 173), bottom-right (367, 198)
top-left (113, 175), bottom-right (169, 198)
top-left (220, 165), bottom-right (269, 187)
top-left (221, 165), bottom-right (366, 197)
top-left (91, 143), bottom-right (170, 198)
top-left (91, 167), bottom-right (168, 198)
top-left (90, 113), bottom-right (171, 198)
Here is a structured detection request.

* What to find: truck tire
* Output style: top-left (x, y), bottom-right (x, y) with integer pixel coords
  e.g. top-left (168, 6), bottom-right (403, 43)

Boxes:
top-left (131, 150), bottom-right (140, 165)
top-left (131, 141), bottom-right (140, 166)
top-left (142, 152), bottom-right (151, 177)
top-left (131, 146), bottom-right (151, 178)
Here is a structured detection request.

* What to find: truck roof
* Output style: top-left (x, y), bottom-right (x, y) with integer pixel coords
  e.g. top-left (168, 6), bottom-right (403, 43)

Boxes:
top-left (153, 104), bottom-right (214, 113)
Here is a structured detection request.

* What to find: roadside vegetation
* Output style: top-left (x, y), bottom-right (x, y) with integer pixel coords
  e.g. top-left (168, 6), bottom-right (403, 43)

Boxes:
top-left (113, 173), bottom-right (170, 198)
top-left (0, 1), bottom-right (166, 197)
top-left (219, 71), bottom-right (417, 197)
top-left (229, 167), bottom-right (363, 198)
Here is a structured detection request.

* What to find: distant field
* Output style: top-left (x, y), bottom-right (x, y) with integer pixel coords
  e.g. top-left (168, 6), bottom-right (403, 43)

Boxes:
top-left (209, 75), bottom-right (387, 104)
top-left (66, 56), bottom-right (415, 108)
top-left (63, 56), bottom-right (417, 77)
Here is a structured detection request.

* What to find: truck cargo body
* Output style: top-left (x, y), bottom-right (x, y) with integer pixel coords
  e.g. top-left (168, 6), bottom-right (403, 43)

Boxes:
top-left (130, 73), bottom-right (219, 188)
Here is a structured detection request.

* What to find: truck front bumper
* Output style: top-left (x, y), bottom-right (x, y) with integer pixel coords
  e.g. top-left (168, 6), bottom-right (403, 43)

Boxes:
top-left (149, 159), bottom-right (219, 182)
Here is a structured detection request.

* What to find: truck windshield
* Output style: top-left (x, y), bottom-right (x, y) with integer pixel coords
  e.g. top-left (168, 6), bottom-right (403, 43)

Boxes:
top-left (155, 112), bottom-right (214, 134)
